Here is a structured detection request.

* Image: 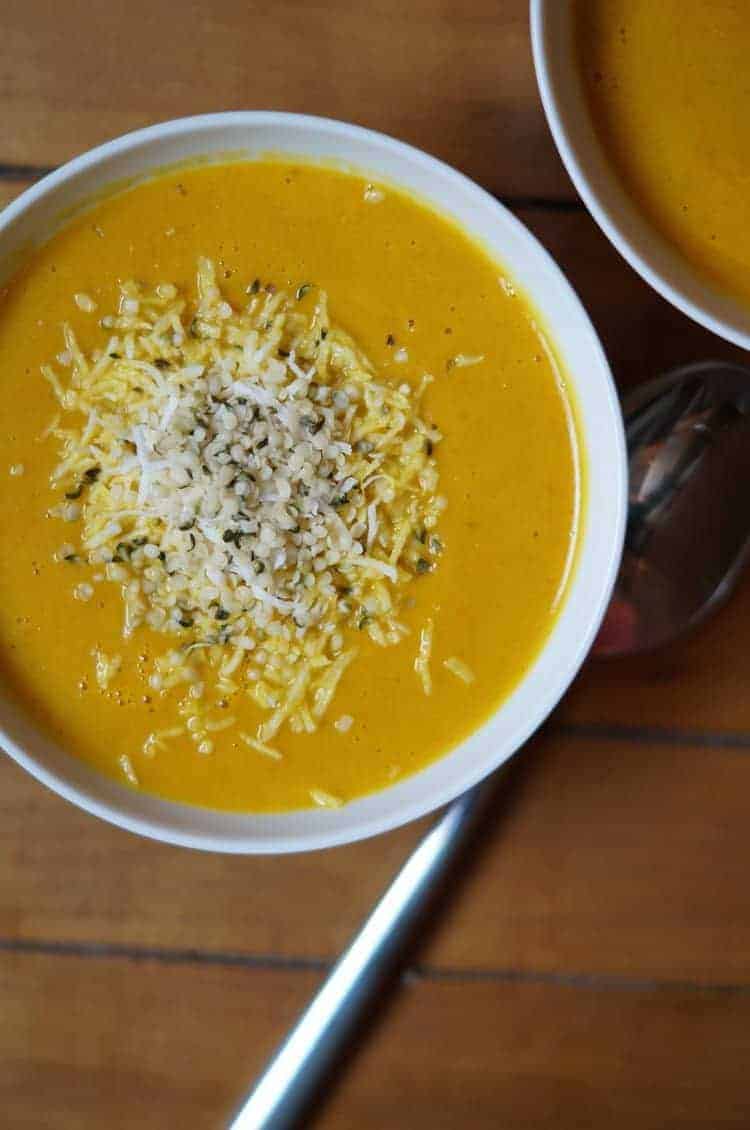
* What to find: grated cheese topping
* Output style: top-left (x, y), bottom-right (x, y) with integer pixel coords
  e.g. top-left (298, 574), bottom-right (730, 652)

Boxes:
top-left (118, 753), bottom-right (139, 786)
top-left (446, 353), bottom-right (485, 372)
top-left (43, 259), bottom-right (447, 753)
top-left (443, 656), bottom-right (475, 685)
top-left (414, 617), bottom-right (434, 696)
top-left (363, 184), bottom-right (385, 204)
top-left (310, 787), bottom-right (343, 809)
top-left (92, 647), bottom-right (122, 690)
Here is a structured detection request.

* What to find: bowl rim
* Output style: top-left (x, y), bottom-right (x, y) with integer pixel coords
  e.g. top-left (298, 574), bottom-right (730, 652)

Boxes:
top-left (530, 0), bottom-right (750, 352)
top-left (0, 110), bottom-right (627, 852)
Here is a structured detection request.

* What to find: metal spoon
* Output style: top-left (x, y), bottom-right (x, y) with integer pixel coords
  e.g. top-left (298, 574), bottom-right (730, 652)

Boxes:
top-left (229, 360), bottom-right (750, 1130)
top-left (595, 361), bottom-right (750, 655)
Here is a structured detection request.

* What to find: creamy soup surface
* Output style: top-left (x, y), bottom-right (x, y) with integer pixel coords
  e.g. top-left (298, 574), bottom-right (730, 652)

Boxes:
top-left (0, 160), bottom-right (579, 812)
top-left (576, 0), bottom-right (750, 306)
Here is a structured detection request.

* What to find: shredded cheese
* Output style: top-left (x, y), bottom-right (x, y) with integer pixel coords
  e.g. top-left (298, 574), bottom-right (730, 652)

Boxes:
top-left (92, 647), bottom-right (122, 690)
top-left (363, 184), bottom-right (385, 204)
top-left (43, 260), bottom-right (445, 751)
top-left (414, 617), bottom-right (434, 696)
top-left (310, 787), bottom-right (343, 808)
top-left (446, 353), bottom-right (485, 371)
top-left (118, 754), bottom-right (139, 786)
top-left (143, 727), bottom-right (185, 757)
top-left (443, 656), bottom-right (475, 684)
top-left (74, 292), bottom-right (97, 313)
top-left (239, 731), bottom-right (283, 760)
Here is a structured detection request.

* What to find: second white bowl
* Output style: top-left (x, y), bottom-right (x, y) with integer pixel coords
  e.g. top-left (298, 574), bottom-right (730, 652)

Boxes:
top-left (531, 0), bottom-right (750, 351)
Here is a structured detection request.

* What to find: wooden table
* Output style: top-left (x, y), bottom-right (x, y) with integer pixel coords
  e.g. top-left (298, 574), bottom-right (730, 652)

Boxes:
top-left (2, 3), bottom-right (750, 1126)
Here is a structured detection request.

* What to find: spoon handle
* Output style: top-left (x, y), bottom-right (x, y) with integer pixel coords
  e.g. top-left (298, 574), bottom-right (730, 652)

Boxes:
top-left (228, 776), bottom-right (498, 1130)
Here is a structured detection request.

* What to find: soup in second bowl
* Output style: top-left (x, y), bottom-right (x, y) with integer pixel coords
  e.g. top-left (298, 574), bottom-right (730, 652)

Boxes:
top-left (576, 0), bottom-right (750, 307)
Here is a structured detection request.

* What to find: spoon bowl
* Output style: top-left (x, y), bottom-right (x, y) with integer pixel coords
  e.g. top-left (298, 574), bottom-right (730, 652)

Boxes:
top-left (596, 361), bottom-right (750, 655)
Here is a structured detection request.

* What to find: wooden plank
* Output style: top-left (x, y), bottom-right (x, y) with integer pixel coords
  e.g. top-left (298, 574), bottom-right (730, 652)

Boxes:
top-left (0, 0), bottom-right (573, 201)
top-left (0, 950), bottom-right (314, 1130)
top-left (326, 976), bottom-right (750, 1130)
top-left (0, 753), bottom-right (429, 960)
top-left (4, 732), bottom-right (750, 983)
top-left (3, 949), bottom-right (750, 1129)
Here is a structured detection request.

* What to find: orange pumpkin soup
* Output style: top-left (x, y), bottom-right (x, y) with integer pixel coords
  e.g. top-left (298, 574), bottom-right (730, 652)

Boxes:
top-left (0, 160), bottom-right (579, 812)
top-left (576, 0), bottom-right (750, 306)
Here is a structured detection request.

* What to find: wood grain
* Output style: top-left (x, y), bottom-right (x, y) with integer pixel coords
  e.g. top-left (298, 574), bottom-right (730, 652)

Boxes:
top-left (0, 0), bottom-right (572, 201)
top-left (4, 731), bottom-right (750, 984)
top-left (3, 949), bottom-right (750, 1129)
top-left (3, 6), bottom-right (750, 1122)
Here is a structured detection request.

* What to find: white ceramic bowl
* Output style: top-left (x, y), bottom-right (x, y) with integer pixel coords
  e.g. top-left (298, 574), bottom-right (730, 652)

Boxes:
top-left (531, 0), bottom-right (750, 351)
top-left (0, 112), bottom-right (626, 852)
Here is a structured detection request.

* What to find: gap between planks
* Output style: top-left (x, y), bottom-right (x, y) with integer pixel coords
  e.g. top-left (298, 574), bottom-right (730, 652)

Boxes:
top-left (553, 720), bottom-right (750, 751)
top-left (2, 936), bottom-right (750, 997)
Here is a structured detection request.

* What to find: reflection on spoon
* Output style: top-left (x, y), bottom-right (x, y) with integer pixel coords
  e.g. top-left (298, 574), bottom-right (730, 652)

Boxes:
top-left (595, 361), bottom-right (750, 655)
